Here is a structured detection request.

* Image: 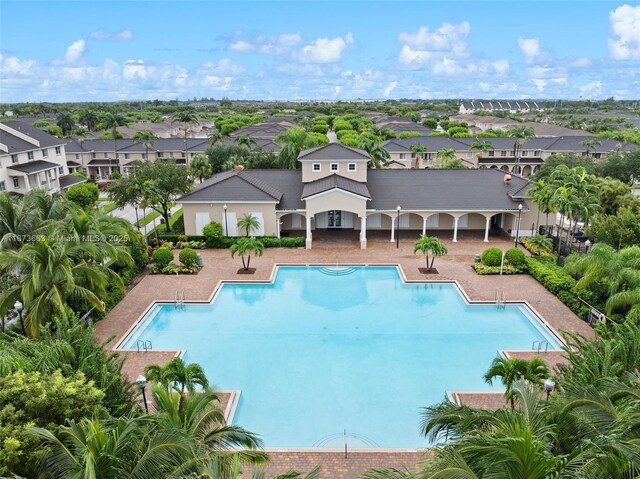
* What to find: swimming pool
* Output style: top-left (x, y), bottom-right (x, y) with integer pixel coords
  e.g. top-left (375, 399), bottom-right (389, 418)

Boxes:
top-left (120, 265), bottom-right (563, 448)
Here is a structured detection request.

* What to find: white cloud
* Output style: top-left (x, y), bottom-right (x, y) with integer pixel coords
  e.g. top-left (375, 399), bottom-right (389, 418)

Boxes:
top-left (199, 58), bottom-right (245, 76)
top-left (518, 37), bottom-right (542, 64)
top-left (383, 81), bottom-right (397, 97)
top-left (579, 80), bottom-right (603, 98)
top-left (90, 30), bottom-right (133, 41)
top-left (123, 59), bottom-right (154, 80)
top-left (0, 53), bottom-right (36, 75)
top-left (64, 39), bottom-right (85, 64)
top-left (608, 4), bottom-right (640, 59)
top-left (298, 33), bottom-right (353, 63)
top-left (492, 59), bottom-right (510, 75)
top-left (569, 57), bottom-right (592, 68)
top-left (228, 32), bottom-right (302, 55)
top-left (398, 22), bottom-right (469, 54)
top-left (229, 40), bottom-right (254, 52)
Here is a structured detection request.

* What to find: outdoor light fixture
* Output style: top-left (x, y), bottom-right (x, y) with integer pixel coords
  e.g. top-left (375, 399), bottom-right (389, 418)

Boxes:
top-left (544, 378), bottom-right (555, 400)
top-left (14, 300), bottom-right (25, 336)
top-left (514, 203), bottom-right (523, 248)
top-left (585, 239), bottom-right (592, 253)
top-left (136, 375), bottom-right (149, 413)
top-left (396, 205), bottom-right (401, 249)
top-left (223, 204), bottom-right (228, 237)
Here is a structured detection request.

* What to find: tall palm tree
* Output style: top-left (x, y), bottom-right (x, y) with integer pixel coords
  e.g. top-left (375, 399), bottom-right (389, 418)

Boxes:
top-left (507, 126), bottom-right (534, 175)
top-left (237, 213), bottom-right (261, 237)
top-left (230, 237), bottom-right (264, 271)
top-left (529, 179), bottom-right (556, 233)
top-left (132, 130), bottom-right (158, 160)
top-left (145, 357), bottom-right (209, 395)
top-left (580, 138), bottom-right (602, 156)
top-left (190, 154), bottom-right (213, 183)
top-left (413, 235), bottom-right (448, 271)
top-left (207, 127), bottom-right (224, 146)
top-left (56, 112), bottom-right (75, 137)
top-left (469, 138), bottom-right (494, 165)
top-left (409, 143), bottom-right (428, 168)
top-left (483, 357), bottom-right (549, 408)
top-left (101, 112), bottom-right (127, 175)
top-left (78, 109), bottom-right (99, 131)
top-left (234, 135), bottom-right (257, 150)
top-left (172, 109), bottom-right (200, 167)
top-left (275, 128), bottom-right (320, 169)
top-left (359, 138), bottom-right (390, 168)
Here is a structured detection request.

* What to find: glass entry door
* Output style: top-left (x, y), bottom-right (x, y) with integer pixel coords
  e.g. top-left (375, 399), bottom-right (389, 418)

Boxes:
top-left (328, 210), bottom-right (342, 228)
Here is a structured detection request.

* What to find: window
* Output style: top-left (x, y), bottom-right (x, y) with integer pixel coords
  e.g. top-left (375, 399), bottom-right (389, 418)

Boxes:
top-left (411, 153), bottom-right (416, 158)
top-left (11, 154), bottom-right (18, 163)
top-left (488, 151), bottom-right (495, 157)
top-left (55, 146), bottom-right (61, 155)
top-left (399, 153), bottom-right (406, 159)
top-left (28, 151), bottom-right (34, 160)
top-left (522, 150), bottom-right (528, 156)
top-left (330, 163), bottom-right (338, 172)
top-left (181, 152), bottom-right (186, 158)
top-left (13, 178), bottom-right (19, 188)
top-left (534, 150), bottom-right (541, 156)
top-left (348, 163), bottom-right (356, 171)
top-left (58, 167), bottom-right (64, 174)
top-left (92, 152), bottom-right (96, 159)
top-left (124, 153), bottom-right (130, 160)
top-left (0, 181), bottom-right (4, 191)
top-left (425, 153), bottom-right (433, 160)
top-left (466, 152), bottom-right (473, 160)
top-left (75, 153), bottom-right (81, 160)
top-left (157, 152), bottom-right (164, 158)
top-left (47, 170), bottom-right (52, 178)
top-left (42, 148), bottom-right (48, 157)
top-left (142, 153), bottom-right (147, 160)
top-left (500, 150), bottom-right (507, 157)
top-left (312, 163), bottom-right (321, 171)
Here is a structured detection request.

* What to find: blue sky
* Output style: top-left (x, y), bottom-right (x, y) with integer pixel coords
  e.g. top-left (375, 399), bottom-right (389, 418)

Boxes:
top-left (1, 1), bottom-right (639, 102)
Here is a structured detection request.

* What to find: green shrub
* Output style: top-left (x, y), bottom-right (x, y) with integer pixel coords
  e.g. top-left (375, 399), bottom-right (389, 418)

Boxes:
top-left (280, 236), bottom-right (306, 247)
top-left (178, 248), bottom-right (198, 267)
top-left (66, 182), bottom-right (99, 210)
top-left (471, 263), bottom-right (520, 275)
top-left (481, 247), bottom-right (503, 266)
top-left (152, 246), bottom-right (173, 267)
top-left (202, 221), bottom-right (224, 247)
top-left (399, 131), bottom-right (422, 139)
top-left (505, 247), bottom-right (526, 269)
top-left (522, 235), bottom-right (554, 256)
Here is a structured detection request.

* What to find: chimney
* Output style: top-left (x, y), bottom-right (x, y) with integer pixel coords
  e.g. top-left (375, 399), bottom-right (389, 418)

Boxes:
top-left (233, 165), bottom-right (245, 171)
top-left (503, 174), bottom-right (512, 183)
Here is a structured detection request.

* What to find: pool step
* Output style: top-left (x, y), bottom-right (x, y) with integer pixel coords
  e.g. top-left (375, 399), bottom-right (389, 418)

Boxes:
top-left (318, 266), bottom-right (357, 276)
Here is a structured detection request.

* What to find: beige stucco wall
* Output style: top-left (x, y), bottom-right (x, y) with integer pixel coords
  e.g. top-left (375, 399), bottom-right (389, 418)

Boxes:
top-left (301, 160), bottom-right (368, 183)
top-left (304, 190), bottom-right (368, 218)
top-left (182, 202), bottom-right (277, 236)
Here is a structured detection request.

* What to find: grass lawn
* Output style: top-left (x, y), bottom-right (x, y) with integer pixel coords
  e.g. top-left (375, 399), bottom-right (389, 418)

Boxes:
top-left (138, 210), bottom-right (161, 227)
top-left (98, 202), bottom-right (118, 214)
top-left (147, 209), bottom-right (183, 235)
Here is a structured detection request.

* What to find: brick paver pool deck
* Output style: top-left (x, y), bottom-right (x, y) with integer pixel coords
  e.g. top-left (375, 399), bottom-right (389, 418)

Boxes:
top-left (95, 231), bottom-right (593, 479)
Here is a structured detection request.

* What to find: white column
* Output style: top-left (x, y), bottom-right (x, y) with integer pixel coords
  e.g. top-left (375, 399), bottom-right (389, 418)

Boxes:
top-left (360, 216), bottom-right (367, 249)
top-left (422, 217), bottom-right (427, 236)
top-left (484, 215), bottom-right (491, 242)
top-left (305, 215), bottom-right (312, 249)
top-left (390, 216), bottom-right (396, 242)
top-left (276, 214), bottom-right (281, 239)
top-left (452, 216), bottom-right (459, 242)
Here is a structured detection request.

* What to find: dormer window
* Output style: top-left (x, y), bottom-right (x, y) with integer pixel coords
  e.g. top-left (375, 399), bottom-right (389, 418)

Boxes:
top-left (348, 163), bottom-right (356, 171)
top-left (330, 163), bottom-right (339, 172)
top-left (313, 163), bottom-right (321, 171)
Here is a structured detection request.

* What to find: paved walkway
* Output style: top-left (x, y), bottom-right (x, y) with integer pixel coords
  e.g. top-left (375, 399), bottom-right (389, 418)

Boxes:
top-left (95, 232), bottom-right (593, 478)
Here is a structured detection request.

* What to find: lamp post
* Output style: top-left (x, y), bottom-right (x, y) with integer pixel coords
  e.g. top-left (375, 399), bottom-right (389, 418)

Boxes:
top-left (544, 378), bottom-right (555, 400)
top-left (223, 204), bottom-right (228, 237)
top-left (14, 300), bottom-right (25, 336)
top-left (514, 203), bottom-right (523, 248)
top-left (585, 239), bottom-right (592, 254)
top-left (396, 205), bottom-right (401, 249)
top-left (136, 375), bottom-right (149, 413)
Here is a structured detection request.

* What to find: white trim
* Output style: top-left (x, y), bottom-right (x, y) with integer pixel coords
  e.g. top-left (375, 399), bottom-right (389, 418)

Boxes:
top-left (302, 187), bottom-right (370, 201)
top-left (312, 163), bottom-right (321, 171)
top-left (330, 163), bottom-right (339, 171)
top-left (178, 200), bottom-right (278, 205)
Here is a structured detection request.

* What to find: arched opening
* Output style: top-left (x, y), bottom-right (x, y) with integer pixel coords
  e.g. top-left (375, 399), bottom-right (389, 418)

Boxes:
top-left (521, 165), bottom-right (532, 177)
top-left (500, 165), bottom-right (510, 172)
top-left (489, 165), bottom-right (498, 169)
top-left (278, 212), bottom-right (306, 237)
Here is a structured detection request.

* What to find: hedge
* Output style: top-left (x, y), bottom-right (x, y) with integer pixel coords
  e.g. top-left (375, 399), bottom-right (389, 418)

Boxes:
top-left (154, 234), bottom-right (305, 249)
top-left (471, 263), bottom-right (520, 275)
top-left (525, 257), bottom-right (589, 320)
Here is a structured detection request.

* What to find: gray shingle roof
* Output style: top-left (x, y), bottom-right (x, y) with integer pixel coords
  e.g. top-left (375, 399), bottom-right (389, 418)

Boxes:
top-left (301, 174), bottom-right (371, 199)
top-left (299, 143), bottom-right (370, 161)
top-left (1, 121), bottom-right (65, 154)
top-left (59, 175), bottom-right (87, 189)
top-left (178, 169), bottom-right (284, 204)
top-left (366, 168), bottom-right (531, 211)
top-left (8, 160), bottom-right (60, 173)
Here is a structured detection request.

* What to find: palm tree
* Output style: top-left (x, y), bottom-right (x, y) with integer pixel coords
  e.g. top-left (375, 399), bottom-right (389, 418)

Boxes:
top-left (78, 109), bottom-right (99, 131)
top-left (529, 179), bottom-right (556, 233)
top-left (56, 112), bottom-right (75, 137)
top-left (172, 109), bottom-right (200, 166)
top-left (275, 128), bottom-right (319, 169)
top-left (483, 357), bottom-right (549, 408)
top-left (190, 154), bottom-right (213, 183)
top-left (409, 143), bottom-right (428, 168)
top-left (230, 237), bottom-right (264, 271)
top-left (207, 127), bottom-right (224, 146)
top-left (237, 213), bottom-right (260, 236)
top-left (32, 415), bottom-right (193, 479)
top-left (101, 112), bottom-right (127, 175)
top-left (580, 138), bottom-right (601, 156)
top-left (413, 235), bottom-right (448, 271)
top-left (234, 135), bottom-right (257, 150)
top-left (433, 158), bottom-right (466, 169)
top-left (132, 130), bottom-right (158, 160)
top-left (144, 357), bottom-right (209, 395)
top-left (0, 191), bottom-right (43, 249)
top-left (359, 138), bottom-right (390, 168)
top-left (469, 138), bottom-right (494, 165)
top-left (434, 148), bottom-right (458, 168)
top-left (507, 126), bottom-right (534, 175)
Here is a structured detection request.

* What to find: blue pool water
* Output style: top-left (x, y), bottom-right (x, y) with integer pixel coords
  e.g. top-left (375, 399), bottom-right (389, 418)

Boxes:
top-left (121, 266), bottom-right (562, 448)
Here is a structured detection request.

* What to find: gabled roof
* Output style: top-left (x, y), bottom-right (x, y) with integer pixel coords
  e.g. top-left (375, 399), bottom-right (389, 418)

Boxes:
top-left (0, 121), bottom-right (65, 154)
top-left (301, 174), bottom-right (371, 199)
top-left (178, 169), bottom-right (283, 203)
top-left (59, 175), bottom-right (87, 189)
top-left (298, 143), bottom-right (370, 161)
